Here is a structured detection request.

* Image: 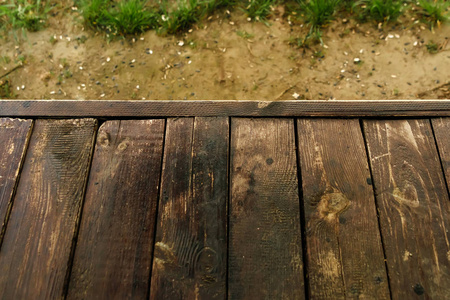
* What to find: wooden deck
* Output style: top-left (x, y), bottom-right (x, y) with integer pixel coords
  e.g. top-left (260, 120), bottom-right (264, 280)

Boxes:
top-left (0, 100), bottom-right (449, 299)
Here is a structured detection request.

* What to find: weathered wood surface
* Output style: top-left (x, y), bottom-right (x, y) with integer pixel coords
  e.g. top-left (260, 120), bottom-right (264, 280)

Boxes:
top-left (229, 118), bottom-right (304, 299)
top-left (364, 119), bottom-right (450, 299)
top-left (0, 100), bottom-right (449, 117)
top-left (0, 118), bottom-right (32, 244)
top-left (297, 119), bottom-right (389, 299)
top-left (432, 118), bottom-right (450, 190)
top-left (67, 120), bottom-right (165, 299)
top-left (150, 117), bottom-right (229, 299)
top-left (0, 119), bottom-right (97, 299)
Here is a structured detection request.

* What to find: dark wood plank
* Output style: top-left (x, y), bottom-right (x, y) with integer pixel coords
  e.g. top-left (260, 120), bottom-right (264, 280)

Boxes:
top-left (67, 120), bottom-right (165, 299)
top-left (0, 100), bottom-right (449, 117)
top-left (363, 119), bottom-right (450, 299)
top-left (0, 118), bottom-right (32, 244)
top-left (432, 118), bottom-right (450, 190)
top-left (150, 117), bottom-right (229, 299)
top-left (229, 118), bottom-right (304, 299)
top-left (297, 119), bottom-right (389, 299)
top-left (0, 119), bottom-right (97, 299)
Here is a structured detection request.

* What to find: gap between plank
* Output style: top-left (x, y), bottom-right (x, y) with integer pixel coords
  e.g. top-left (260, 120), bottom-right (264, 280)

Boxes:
top-left (226, 116), bottom-right (232, 300)
top-left (146, 118), bottom-right (168, 300)
top-left (63, 119), bottom-right (100, 299)
top-left (359, 119), bottom-right (394, 300)
top-left (0, 120), bottom-right (35, 251)
top-left (293, 119), bottom-right (310, 300)
top-left (429, 119), bottom-right (450, 199)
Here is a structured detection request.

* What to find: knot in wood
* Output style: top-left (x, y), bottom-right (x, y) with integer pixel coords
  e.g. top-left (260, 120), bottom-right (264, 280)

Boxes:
top-left (318, 189), bottom-right (350, 221)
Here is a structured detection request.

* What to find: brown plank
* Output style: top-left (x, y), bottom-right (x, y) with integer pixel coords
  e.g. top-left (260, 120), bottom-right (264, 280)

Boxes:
top-left (150, 117), bottom-right (229, 299)
top-left (432, 118), bottom-right (450, 190)
top-left (297, 119), bottom-right (389, 299)
top-left (0, 100), bottom-right (449, 117)
top-left (0, 118), bottom-right (32, 243)
top-left (229, 118), bottom-right (304, 299)
top-left (0, 119), bottom-right (97, 299)
top-left (364, 119), bottom-right (450, 299)
top-left (67, 120), bottom-right (165, 299)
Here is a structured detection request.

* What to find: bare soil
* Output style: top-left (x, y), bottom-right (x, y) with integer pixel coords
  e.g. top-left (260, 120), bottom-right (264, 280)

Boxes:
top-left (1, 5), bottom-right (449, 100)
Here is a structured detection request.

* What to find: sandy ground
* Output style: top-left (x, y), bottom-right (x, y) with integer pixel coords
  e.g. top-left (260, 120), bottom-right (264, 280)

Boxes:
top-left (1, 5), bottom-right (449, 100)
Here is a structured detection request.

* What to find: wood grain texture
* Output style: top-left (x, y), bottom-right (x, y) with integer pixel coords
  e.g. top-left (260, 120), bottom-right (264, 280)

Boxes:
top-left (0, 118), bottom-right (32, 243)
top-left (150, 117), bottom-right (229, 299)
top-left (229, 118), bottom-right (304, 299)
top-left (0, 100), bottom-right (449, 117)
top-left (0, 119), bottom-right (97, 300)
top-left (432, 118), bottom-right (450, 190)
top-left (364, 119), bottom-right (450, 299)
top-left (297, 119), bottom-right (390, 299)
top-left (67, 120), bottom-right (165, 300)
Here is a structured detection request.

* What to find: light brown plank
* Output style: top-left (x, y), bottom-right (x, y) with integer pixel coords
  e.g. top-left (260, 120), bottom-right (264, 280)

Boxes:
top-left (364, 119), bottom-right (450, 299)
top-left (297, 119), bottom-right (389, 299)
top-left (0, 118), bottom-right (32, 243)
top-left (0, 100), bottom-right (449, 117)
top-left (67, 120), bottom-right (165, 299)
top-left (0, 119), bottom-right (97, 299)
top-left (150, 117), bottom-right (229, 299)
top-left (229, 118), bottom-right (304, 299)
top-left (432, 118), bottom-right (450, 190)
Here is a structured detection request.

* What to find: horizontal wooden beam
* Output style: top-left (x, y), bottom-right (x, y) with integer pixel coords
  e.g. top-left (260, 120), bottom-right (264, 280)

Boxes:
top-left (0, 100), bottom-right (449, 117)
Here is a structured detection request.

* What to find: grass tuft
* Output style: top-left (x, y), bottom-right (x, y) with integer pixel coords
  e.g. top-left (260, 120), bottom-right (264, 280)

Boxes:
top-left (0, 0), bottom-right (52, 38)
top-left (417, 0), bottom-right (449, 29)
top-left (298, 0), bottom-right (341, 28)
top-left (353, 0), bottom-right (404, 23)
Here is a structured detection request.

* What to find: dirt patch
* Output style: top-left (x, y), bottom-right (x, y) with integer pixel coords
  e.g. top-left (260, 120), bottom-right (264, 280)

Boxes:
top-left (0, 5), bottom-right (449, 100)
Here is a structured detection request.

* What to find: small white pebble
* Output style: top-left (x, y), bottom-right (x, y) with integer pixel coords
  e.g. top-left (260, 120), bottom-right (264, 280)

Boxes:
top-left (188, 60), bottom-right (192, 64)
top-left (21, 85), bottom-right (25, 90)
top-left (178, 41), bottom-right (184, 46)
top-left (292, 92), bottom-right (300, 99)
top-left (149, 50), bottom-right (153, 54)
top-left (106, 57), bottom-right (111, 62)
top-left (344, 51), bottom-right (348, 56)
top-left (81, 84), bottom-right (86, 87)
top-left (247, 17), bottom-right (251, 22)
top-left (391, 75), bottom-right (397, 78)
top-left (414, 41), bottom-right (418, 46)
top-left (136, 85), bottom-right (140, 89)
top-left (341, 69), bottom-right (345, 73)
top-left (77, 86), bottom-right (81, 90)
top-left (79, 66), bottom-right (83, 70)
top-left (16, 86), bottom-right (20, 91)
top-left (131, 59), bottom-right (136, 63)
top-left (360, 49), bottom-right (364, 54)
top-left (50, 91), bottom-right (56, 94)
top-left (100, 93), bottom-right (105, 97)
top-left (395, 34), bottom-right (400, 39)
top-left (354, 58), bottom-right (360, 62)
top-left (229, 21), bottom-right (235, 25)
top-left (323, 44), bottom-right (328, 49)
top-left (59, 35), bottom-right (63, 40)
top-left (66, 37), bottom-right (71, 41)
top-left (388, 34), bottom-right (394, 39)
top-left (140, 37), bottom-right (144, 41)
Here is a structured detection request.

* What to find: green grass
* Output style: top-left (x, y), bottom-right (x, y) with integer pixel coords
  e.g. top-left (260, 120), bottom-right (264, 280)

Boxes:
top-left (0, 0), bottom-right (52, 38)
top-left (352, 0), bottom-right (404, 23)
top-left (417, 0), bottom-right (449, 29)
top-left (79, 0), bottom-right (159, 35)
top-left (298, 0), bottom-right (342, 28)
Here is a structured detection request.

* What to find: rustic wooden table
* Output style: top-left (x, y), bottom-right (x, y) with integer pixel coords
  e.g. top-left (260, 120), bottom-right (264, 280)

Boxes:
top-left (0, 100), bottom-right (449, 299)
